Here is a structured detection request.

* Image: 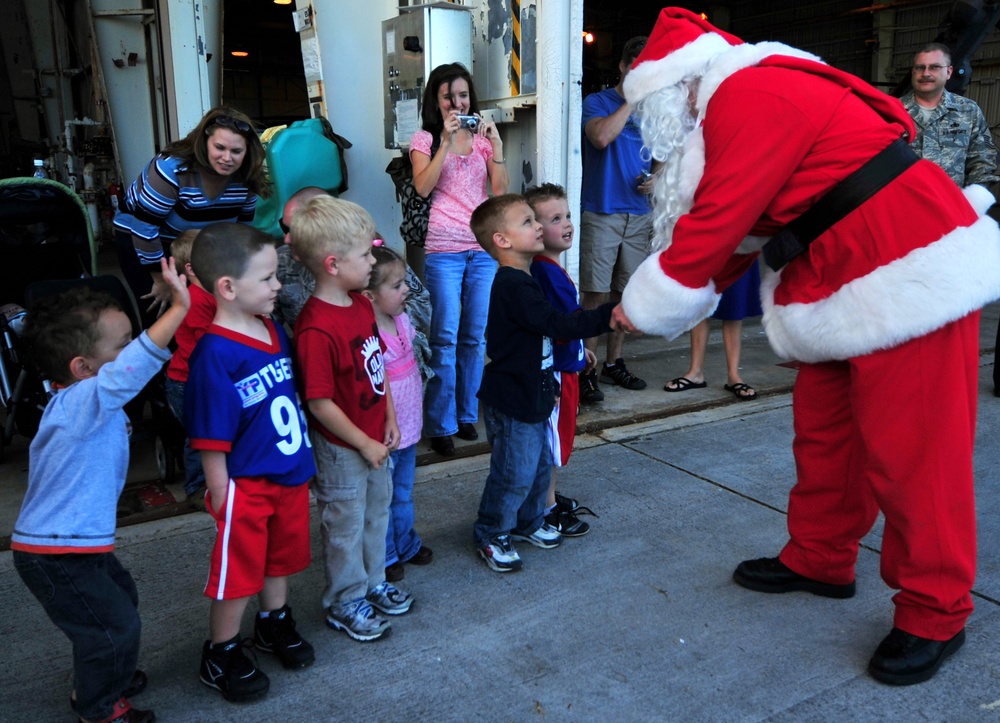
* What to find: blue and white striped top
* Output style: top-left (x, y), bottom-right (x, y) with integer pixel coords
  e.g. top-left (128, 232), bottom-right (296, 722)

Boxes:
top-left (114, 153), bottom-right (257, 266)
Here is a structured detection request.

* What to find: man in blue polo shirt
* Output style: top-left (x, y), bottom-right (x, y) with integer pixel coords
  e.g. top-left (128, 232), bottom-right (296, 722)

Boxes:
top-left (579, 36), bottom-right (654, 403)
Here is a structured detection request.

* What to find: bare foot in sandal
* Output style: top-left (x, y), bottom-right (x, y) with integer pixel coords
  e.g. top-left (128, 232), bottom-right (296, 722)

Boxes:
top-left (724, 381), bottom-right (757, 400)
top-left (664, 376), bottom-right (708, 392)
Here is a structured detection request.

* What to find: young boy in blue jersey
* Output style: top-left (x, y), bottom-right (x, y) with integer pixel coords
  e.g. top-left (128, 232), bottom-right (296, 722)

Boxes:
top-left (185, 222), bottom-right (317, 702)
top-left (290, 196), bottom-right (412, 642)
top-left (470, 194), bottom-right (616, 573)
top-left (12, 258), bottom-right (189, 723)
top-left (525, 184), bottom-right (597, 537)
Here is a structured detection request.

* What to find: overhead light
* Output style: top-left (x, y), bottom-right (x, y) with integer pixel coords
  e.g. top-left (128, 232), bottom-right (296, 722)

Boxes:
top-left (274, 0), bottom-right (292, 4)
top-left (583, 31), bottom-right (594, 44)
top-left (700, 12), bottom-right (708, 20)
top-left (231, 50), bottom-right (249, 57)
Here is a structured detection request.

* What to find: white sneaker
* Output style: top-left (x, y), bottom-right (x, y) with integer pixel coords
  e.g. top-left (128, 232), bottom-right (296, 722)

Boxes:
top-left (366, 581), bottom-right (413, 615)
top-left (511, 522), bottom-right (562, 549)
top-left (325, 599), bottom-right (391, 642)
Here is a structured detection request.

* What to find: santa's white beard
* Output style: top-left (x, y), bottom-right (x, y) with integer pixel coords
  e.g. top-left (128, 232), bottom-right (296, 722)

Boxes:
top-left (637, 82), bottom-right (698, 252)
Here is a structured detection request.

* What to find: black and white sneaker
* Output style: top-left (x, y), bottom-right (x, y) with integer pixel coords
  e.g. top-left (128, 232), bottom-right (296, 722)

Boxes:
top-left (545, 508), bottom-right (591, 537)
top-left (200, 634), bottom-right (270, 702)
top-left (554, 492), bottom-right (579, 513)
top-left (254, 604), bottom-right (315, 669)
top-left (511, 522), bottom-right (563, 549)
top-left (479, 534), bottom-right (523, 572)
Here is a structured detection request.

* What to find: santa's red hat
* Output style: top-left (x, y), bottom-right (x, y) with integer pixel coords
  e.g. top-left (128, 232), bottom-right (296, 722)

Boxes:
top-left (624, 7), bottom-right (743, 105)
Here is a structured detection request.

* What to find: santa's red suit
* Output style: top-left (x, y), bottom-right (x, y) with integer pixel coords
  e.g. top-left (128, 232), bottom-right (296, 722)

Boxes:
top-left (621, 10), bottom-right (1000, 640)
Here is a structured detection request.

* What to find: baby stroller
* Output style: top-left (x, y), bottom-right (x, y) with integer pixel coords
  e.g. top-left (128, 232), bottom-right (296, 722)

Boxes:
top-left (0, 177), bottom-right (183, 481)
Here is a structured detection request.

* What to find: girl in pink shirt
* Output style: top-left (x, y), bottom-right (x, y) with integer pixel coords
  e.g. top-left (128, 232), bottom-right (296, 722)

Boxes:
top-left (365, 247), bottom-right (433, 581)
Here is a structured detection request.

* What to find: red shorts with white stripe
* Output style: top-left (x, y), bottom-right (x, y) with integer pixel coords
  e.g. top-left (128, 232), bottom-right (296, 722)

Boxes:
top-left (203, 476), bottom-right (311, 600)
top-left (547, 371), bottom-right (579, 468)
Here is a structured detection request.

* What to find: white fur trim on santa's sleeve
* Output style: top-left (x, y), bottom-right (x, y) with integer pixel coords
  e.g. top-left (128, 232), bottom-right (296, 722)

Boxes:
top-left (963, 183), bottom-right (995, 215)
top-left (621, 253), bottom-right (720, 339)
top-left (762, 213), bottom-right (1000, 362)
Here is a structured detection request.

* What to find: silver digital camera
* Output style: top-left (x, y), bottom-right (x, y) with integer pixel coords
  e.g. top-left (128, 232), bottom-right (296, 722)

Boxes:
top-left (456, 114), bottom-right (479, 131)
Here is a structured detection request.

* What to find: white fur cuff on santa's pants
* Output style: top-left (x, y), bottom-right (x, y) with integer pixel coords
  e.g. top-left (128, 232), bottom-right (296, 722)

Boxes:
top-left (762, 210), bottom-right (1000, 363)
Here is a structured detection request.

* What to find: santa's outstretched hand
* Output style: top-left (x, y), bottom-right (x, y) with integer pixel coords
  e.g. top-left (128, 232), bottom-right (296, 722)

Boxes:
top-left (611, 304), bottom-right (642, 335)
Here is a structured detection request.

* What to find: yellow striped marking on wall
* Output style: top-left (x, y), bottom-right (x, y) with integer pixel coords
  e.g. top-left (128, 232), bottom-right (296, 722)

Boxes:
top-left (511, 0), bottom-right (521, 96)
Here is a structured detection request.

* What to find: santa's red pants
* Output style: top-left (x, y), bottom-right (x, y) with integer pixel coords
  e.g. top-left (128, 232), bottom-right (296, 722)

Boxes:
top-left (779, 312), bottom-right (980, 640)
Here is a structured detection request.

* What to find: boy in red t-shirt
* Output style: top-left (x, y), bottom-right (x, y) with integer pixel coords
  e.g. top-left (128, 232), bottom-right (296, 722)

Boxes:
top-left (164, 229), bottom-right (217, 504)
top-left (291, 196), bottom-right (413, 642)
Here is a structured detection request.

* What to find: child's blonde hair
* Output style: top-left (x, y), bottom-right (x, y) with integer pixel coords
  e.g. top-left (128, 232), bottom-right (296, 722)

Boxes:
top-left (169, 229), bottom-right (200, 270)
top-left (469, 194), bottom-right (529, 261)
top-left (290, 196), bottom-right (376, 272)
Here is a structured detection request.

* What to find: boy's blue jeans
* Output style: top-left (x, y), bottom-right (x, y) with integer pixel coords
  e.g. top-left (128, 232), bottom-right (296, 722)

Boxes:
top-left (13, 551), bottom-right (141, 721)
top-left (423, 249), bottom-right (496, 437)
top-left (386, 445), bottom-right (423, 566)
top-left (473, 405), bottom-right (551, 548)
top-left (163, 377), bottom-right (206, 496)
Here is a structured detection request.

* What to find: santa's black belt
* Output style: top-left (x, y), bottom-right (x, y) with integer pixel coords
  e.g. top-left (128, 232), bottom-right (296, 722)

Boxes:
top-left (761, 137), bottom-right (918, 271)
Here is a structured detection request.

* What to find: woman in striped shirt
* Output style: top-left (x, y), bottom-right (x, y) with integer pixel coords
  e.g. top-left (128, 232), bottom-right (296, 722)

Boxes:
top-left (114, 107), bottom-right (270, 326)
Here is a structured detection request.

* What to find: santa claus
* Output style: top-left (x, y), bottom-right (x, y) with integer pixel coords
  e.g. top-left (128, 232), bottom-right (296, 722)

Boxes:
top-left (614, 7), bottom-right (1000, 685)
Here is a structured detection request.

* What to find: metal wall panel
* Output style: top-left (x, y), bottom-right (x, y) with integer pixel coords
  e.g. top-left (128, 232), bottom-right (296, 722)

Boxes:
top-left (727, 0), bottom-right (873, 81)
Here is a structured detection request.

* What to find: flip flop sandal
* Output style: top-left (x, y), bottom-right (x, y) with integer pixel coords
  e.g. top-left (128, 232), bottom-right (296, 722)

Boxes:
top-left (664, 376), bottom-right (708, 392)
top-left (724, 382), bottom-right (758, 401)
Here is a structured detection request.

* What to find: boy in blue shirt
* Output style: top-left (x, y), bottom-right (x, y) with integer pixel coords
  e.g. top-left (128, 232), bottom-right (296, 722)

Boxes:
top-left (12, 258), bottom-right (189, 723)
top-left (185, 223), bottom-right (317, 702)
top-left (470, 194), bottom-right (615, 572)
top-left (526, 183), bottom-right (597, 536)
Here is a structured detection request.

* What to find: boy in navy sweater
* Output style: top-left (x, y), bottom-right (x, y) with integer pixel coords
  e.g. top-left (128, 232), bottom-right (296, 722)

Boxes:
top-left (470, 194), bottom-right (615, 572)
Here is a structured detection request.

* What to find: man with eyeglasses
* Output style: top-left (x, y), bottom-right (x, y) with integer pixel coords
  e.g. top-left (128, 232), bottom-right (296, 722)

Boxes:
top-left (901, 42), bottom-right (998, 189)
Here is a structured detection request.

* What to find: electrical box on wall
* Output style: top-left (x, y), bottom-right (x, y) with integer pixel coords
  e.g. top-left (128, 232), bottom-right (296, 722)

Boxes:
top-left (382, 4), bottom-right (472, 149)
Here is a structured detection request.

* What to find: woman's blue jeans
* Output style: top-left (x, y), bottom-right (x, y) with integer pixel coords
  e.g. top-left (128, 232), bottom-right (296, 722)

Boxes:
top-left (385, 445), bottom-right (422, 566)
top-left (423, 249), bottom-right (496, 437)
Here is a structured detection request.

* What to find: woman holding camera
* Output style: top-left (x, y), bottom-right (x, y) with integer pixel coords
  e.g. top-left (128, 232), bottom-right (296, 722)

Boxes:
top-left (114, 106), bottom-right (269, 327)
top-left (410, 63), bottom-right (508, 456)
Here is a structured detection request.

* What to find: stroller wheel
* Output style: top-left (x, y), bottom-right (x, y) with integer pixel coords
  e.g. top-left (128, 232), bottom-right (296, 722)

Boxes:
top-left (154, 433), bottom-right (176, 482)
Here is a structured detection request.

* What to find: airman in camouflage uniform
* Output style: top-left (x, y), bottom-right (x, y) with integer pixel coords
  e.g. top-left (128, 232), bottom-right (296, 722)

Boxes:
top-left (900, 43), bottom-right (998, 188)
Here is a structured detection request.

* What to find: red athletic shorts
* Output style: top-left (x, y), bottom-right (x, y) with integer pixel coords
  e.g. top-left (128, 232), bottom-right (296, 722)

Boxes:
top-left (547, 371), bottom-right (579, 468)
top-left (204, 476), bottom-right (311, 600)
